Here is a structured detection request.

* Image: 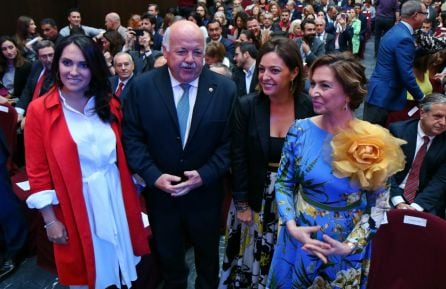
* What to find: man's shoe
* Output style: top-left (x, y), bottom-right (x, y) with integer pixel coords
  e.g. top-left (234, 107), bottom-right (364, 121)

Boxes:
top-left (0, 258), bottom-right (15, 281)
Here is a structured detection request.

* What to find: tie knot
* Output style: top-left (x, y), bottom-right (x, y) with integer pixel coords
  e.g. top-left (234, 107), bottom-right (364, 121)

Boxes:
top-left (180, 83), bottom-right (190, 92)
top-left (423, 136), bottom-right (430, 145)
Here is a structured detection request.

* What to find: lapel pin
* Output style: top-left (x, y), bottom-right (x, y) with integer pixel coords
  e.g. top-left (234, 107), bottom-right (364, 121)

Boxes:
top-left (209, 87), bottom-right (214, 93)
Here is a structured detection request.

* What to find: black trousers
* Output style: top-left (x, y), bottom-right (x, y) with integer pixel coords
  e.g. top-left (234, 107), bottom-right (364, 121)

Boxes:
top-left (374, 16), bottom-right (396, 56)
top-left (146, 193), bottom-right (221, 289)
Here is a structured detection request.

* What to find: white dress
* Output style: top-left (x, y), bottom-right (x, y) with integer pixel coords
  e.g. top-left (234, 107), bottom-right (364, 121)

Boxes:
top-left (27, 93), bottom-right (140, 288)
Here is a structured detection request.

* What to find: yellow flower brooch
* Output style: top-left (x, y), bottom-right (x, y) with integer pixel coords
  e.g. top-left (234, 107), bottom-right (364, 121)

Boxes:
top-left (331, 119), bottom-right (406, 190)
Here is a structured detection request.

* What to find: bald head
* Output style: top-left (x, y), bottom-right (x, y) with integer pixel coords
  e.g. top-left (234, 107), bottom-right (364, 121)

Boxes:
top-left (162, 20), bottom-right (206, 83)
top-left (105, 12), bottom-right (121, 30)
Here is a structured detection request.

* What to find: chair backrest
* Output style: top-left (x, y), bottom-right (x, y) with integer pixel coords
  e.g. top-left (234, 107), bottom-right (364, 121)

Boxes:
top-left (0, 103), bottom-right (18, 173)
top-left (367, 209), bottom-right (446, 289)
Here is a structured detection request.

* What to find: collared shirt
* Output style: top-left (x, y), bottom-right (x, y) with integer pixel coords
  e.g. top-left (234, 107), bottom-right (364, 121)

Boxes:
top-left (401, 20), bottom-right (414, 35)
top-left (392, 122), bottom-right (435, 211)
top-left (168, 70), bottom-right (199, 147)
top-left (244, 62), bottom-right (256, 95)
top-left (116, 74), bottom-right (134, 93)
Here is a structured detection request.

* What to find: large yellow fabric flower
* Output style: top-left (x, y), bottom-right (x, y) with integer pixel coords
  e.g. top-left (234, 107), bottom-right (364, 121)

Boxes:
top-left (331, 119), bottom-right (406, 190)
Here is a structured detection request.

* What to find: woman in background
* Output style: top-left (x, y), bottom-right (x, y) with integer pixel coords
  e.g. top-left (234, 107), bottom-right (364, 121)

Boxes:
top-left (219, 38), bottom-right (314, 289)
top-left (25, 35), bottom-right (149, 289)
top-left (0, 36), bottom-right (31, 102)
top-left (14, 15), bottom-right (40, 62)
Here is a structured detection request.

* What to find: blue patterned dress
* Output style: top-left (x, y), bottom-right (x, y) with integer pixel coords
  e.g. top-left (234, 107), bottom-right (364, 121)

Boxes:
top-left (266, 118), bottom-right (389, 289)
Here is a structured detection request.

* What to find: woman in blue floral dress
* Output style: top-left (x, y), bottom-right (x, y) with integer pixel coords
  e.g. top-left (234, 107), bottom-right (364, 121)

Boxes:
top-left (266, 53), bottom-right (406, 289)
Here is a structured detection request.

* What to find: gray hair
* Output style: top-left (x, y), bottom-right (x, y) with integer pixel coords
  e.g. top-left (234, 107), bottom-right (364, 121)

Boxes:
top-left (401, 0), bottom-right (424, 18)
top-left (162, 23), bottom-right (206, 52)
top-left (113, 51), bottom-right (134, 64)
top-left (420, 93), bottom-right (446, 112)
top-left (209, 62), bottom-right (233, 78)
top-left (35, 40), bottom-right (55, 53)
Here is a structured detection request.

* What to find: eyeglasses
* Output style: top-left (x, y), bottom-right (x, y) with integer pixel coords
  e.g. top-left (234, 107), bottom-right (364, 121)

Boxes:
top-left (417, 11), bottom-right (428, 15)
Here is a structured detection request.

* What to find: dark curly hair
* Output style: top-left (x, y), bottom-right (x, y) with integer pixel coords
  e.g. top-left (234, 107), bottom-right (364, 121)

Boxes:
top-left (52, 35), bottom-right (114, 122)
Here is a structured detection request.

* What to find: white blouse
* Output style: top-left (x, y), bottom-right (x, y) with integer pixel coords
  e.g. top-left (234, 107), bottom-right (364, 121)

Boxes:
top-left (27, 91), bottom-right (140, 288)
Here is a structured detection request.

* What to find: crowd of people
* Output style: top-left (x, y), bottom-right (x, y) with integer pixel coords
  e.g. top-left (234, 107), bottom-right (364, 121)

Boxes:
top-left (1, 0), bottom-right (446, 288)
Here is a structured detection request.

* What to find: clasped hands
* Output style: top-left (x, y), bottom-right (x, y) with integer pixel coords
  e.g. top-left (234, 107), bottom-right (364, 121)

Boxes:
top-left (155, 170), bottom-right (203, 197)
top-left (286, 220), bottom-right (353, 264)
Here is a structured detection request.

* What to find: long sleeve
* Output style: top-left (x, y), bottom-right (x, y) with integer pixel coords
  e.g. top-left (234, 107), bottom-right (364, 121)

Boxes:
top-left (345, 187), bottom-right (390, 252)
top-left (274, 123), bottom-right (302, 223)
top-left (24, 100), bottom-right (59, 208)
top-left (231, 98), bottom-right (250, 202)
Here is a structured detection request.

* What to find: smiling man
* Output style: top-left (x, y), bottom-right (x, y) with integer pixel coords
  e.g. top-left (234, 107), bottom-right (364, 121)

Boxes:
top-left (390, 93), bottom-right (446, 217)
top-left (122, 20), bottom-right (236, 289)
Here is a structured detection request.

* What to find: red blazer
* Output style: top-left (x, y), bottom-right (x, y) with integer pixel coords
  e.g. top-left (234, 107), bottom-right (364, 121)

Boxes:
top-left (24, 87), bottom-right (150, 288)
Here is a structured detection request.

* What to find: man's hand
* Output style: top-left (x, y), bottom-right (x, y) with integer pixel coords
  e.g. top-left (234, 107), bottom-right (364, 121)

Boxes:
top-left (154, 174), bottom-right (182, 194)
top-left (171, 170), bottom-right (203, 197)
top-left (302, 40), bottom-right (311, 54)
top-left (396, 203), bottom-right (416, 210)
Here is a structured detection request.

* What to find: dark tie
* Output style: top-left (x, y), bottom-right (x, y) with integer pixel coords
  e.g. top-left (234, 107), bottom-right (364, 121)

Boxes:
top-left (115, 82), bottom-right (124, 97)
top-left (177, 83), bottom-right (190, 146)
top-left (32, 69), bottom-right (46, 100)
top-left (403, 136), bottom-right (430, 203)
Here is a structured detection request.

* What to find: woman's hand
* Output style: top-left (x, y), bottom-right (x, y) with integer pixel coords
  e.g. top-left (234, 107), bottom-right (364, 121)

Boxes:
top-left (45, 220), bottom-right (69, 245)
top-left (236, 207), bottom-right (253, 225)
top-left (302, 234), bottom-right (354, 264)
top-left (286, 220), bottom-right (332, 262)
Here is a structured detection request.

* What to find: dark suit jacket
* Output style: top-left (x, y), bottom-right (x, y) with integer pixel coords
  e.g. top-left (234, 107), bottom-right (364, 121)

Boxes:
top-left (128, 50), bottom-right (162, 75)
top-left (0, 61), bottom-right (32, 98)
top-left (366, 22), bottom-right (424, 111)
top-left (389, 119), bottom-right (446, 217)
top-left (320, 32), bottom-right (335, 53)
top-left (122, 65), bottom-right (236, 211)
top-left (295, 37), bottom-right (325, 66)
top-left (16, 62), bottom-right (54, 113)
top-left (151, 32), bottom-right (163, 51)
top-left (232, 67), bottom-right (258, 97)
top-left (232, 91), bottom-right (315, 212)
top-left (108, 74), bottom-right (134, 103)
top-left (207, 37), bottom-right (235, 61)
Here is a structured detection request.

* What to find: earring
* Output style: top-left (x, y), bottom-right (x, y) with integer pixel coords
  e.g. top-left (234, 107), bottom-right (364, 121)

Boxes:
top-left (289, 78), bottom-right (295, 93)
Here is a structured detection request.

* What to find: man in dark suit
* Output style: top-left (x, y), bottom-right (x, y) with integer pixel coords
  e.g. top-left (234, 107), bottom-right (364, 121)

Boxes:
top-left (364, 0), bottom-right (427, 126)
top-left (315, 17), bottom-right (335, 53)
top-left (0, 128), bottom-right (28, 280)
top-left (285, 0), bottom-right (303, 21)
top-left (389, 94), bottom-right (446, 217)
top-left (207, 20), bottom-right (235, 60)
top-left (109, 52), bottom-right (135, 102)
top-left (128, 30), bottom-right (162, 74)
top-left (325, 5), bottom-right (338, 35)
top-left (141, 13), bottom-right (163, 51)
top-left (260, 12), bottom-right (281, 33)
top-left (295, 18), bottom-right (326, 66)
top-left (123, 20), bottom-right (236, 289)
top-left (40, 18), bottom-right (64, 45)
top-left (16, 40), bottom-right (55, 129)
top-left (233, 42), bottom-right (258, 97)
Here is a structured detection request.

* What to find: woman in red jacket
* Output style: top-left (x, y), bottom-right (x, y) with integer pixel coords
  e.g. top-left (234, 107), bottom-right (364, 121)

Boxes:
top-left (24, 35), bottom-right (149, 289)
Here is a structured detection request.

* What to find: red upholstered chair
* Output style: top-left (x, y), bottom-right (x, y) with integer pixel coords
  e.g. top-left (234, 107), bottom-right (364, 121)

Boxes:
top-left (0, 102), bottom-right (18, 173)
top-left (367, 209), bottom-right (446, 289)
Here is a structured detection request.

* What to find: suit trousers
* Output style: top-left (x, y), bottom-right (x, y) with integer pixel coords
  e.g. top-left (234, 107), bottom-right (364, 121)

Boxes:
top-left (374, 16), bottom-right (396, 56)
top-left (0, 163), bottom-right (28, 259)
top-left (146, 193), bottom-right (221, 289)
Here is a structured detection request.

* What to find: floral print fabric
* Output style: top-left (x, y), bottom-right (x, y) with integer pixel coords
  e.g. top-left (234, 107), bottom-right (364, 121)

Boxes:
top-left (266, 119), bottom-right (389, 289)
